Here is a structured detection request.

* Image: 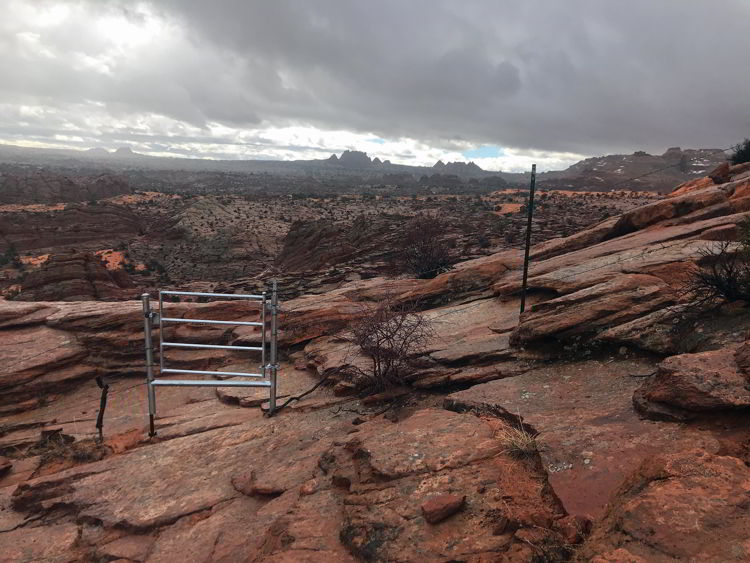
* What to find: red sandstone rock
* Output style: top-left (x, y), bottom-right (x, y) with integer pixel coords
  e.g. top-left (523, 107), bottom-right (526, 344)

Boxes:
top-left (578, 451), bottom-right (750, 561)
top-left (708, 161), bottom-right (731, 184)
top-left (670, 176), bottom-right (715, 197)
top-left (16, 251), bottom-right (137, 302)
top-left (609, 186), bottom-right (726, 236)
top-left (635, 346), bottom-right (750, 417)
top-left (735, 340), bottom-right (750, 376)
top-left (556, 514), bottom-right (592, 544)
top-left (421, 493), bottom-right (466, 523)
top-left (510, 274), bottom-right (673, 346)
top-left (446, 359), bottom-right (720, 519)
top-left (700, 223), bottom-right (739, 240)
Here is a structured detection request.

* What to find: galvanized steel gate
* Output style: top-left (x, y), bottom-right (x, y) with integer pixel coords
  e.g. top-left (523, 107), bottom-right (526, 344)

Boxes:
top-left (141, 281), bottom-right (279, 436)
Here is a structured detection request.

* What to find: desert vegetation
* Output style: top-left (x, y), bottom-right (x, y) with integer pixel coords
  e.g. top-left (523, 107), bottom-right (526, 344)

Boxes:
top-left (342, 298), bottom-right (433, 393)
top-left (730, 138), bottom-right (750, 165)
top-left (397, 214), bottom-right (453, 278)
top-left (684, 218), bottom-right (750, 307)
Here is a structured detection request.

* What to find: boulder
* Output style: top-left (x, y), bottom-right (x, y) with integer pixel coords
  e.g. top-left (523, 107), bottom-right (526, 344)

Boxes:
top-left (421, 493), bottom-right (466, 524)
top-left (634, 346), bottom-right (750, 418)
top-left (607, 187), bottom-right (726, 237)
top-left (708, 161), bottom-right (731, 184)
top-left (510, 274), bottom-right (673, 347)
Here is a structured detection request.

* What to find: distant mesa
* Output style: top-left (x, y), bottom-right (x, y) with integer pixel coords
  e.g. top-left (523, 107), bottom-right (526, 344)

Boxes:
top-left (114, 146), bottom-right (138, 157)
top-left (338, 150), bottom-right (375, 168)
top-left (86, 148), bottom-right (110, 156)
top-left (433, 160), bottom-right (485, 175)
top-left (326, 150), bottom-right (386, 168)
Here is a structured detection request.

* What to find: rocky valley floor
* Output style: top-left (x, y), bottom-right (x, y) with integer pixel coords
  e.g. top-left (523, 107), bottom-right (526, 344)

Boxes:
top-left (2, 163), bottom-right (750, 561)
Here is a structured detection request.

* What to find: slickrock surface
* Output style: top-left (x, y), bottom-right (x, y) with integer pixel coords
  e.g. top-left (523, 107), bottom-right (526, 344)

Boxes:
top-left (2, 404), bottom-right (579, 561)
top-left (446, 359), bottom-right (721, 519)
top-left (1, 166), bottom-right (750, 560)
top-left (576, 451), bottom-right (750, 562)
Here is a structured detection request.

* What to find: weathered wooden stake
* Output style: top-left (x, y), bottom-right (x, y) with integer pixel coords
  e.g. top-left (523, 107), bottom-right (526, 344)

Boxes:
top-left (520, 164), bottom-right (537, 314)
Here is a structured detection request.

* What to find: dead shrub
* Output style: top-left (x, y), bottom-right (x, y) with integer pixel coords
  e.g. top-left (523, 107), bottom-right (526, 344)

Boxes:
top-left (398, 214), bottom-right (453, 279)
top-left (28, 430), bottom-right (109, 466)
top-left (683, 240), bottom-right (750, 308)
top-left (342, 298), bottom-right (433, 393)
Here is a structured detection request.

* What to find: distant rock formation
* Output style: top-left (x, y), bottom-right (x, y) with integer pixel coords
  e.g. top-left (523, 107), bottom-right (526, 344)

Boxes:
top-left (0, 171), bottom-right (132, 204)
top-left (325, 151), bottom-right (389, 169)
top-left (338, 150), bottom-right (374, 168)
top-left (432, 160), bottom-right (485, 177)
top-left (549, 147), bottom-right (727, 192)
top-left (15, 252), bottom-right (137, 302)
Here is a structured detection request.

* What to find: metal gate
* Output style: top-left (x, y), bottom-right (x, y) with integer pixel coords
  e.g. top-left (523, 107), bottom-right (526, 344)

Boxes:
top-left (141, 281), bottom-right (279, 436)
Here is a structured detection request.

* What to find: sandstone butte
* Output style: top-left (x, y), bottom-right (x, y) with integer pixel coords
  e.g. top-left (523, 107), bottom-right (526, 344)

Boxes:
top-left (1, 162), bottom-right (750, 561)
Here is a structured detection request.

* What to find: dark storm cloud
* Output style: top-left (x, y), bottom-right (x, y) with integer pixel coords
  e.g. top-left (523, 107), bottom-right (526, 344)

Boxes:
top-left (2, 0), bottom-right (750, 157)
top-left (149, 0), bottom-right (750, 153)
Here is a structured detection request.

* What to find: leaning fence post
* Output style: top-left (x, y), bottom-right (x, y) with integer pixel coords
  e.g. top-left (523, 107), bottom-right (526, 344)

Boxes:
top-left (520, 164), bottom-right (537, 314)
top-left (142, 293), bottom-right (157, 437)
top-left (269, 280), bottom-right (279, 413)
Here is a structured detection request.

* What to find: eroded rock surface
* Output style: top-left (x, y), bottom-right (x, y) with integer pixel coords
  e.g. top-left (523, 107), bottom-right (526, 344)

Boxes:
top-left (3, 406), bottom-right (581, 562)
top-left (446, 359), bottom-right (720, 519)
top-left (578, 451), bottom-right (750, 562)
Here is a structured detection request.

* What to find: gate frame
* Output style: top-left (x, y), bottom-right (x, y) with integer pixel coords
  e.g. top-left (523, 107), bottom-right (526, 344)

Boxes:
top-left (142, 280), bottom-right (279, 437)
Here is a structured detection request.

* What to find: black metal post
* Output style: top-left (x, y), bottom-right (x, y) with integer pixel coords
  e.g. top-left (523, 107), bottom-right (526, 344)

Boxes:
top-left (520, 164), bottom-right (537, 314)
top-left (95, 376), bottom-right (109, 443)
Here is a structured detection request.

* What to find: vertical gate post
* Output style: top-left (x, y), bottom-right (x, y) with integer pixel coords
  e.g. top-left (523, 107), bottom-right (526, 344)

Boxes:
top-left (269, 280), bottom-right (279, 413)
top-left (142, 293), bottom-right (157, 437)
top-left (261, 291), bottom-right (267, 379)
top-left (520, 164), bottom-right (537, 314)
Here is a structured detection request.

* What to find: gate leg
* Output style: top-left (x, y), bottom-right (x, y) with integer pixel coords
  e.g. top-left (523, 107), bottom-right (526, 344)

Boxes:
top-left (142, 293), bottom-right (157, 437)
top-left (269, 280), bottom-right (279, 414)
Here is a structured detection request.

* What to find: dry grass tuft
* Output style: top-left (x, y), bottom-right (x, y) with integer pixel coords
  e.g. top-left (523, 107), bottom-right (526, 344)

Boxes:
top-left (499, 423), bottom-right (539, 460)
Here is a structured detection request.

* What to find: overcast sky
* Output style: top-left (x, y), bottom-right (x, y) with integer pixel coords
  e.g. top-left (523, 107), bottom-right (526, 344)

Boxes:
top-left (1, 0), bottom-right (748, 172)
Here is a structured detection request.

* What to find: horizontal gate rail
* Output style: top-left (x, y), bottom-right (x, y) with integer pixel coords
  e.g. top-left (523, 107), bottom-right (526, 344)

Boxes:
top-left (161, 341), bottom-right (263, 352)
top-left (160, 290), bottom-right (264, 300)
top-left (160, 317), bottom-right (263, 327)
top-left (161, 368), bottom-right (264, 378)
top-left (143, 281), bottom-right (280, 437)
top-left (151, 379), bottom-right (271, 387)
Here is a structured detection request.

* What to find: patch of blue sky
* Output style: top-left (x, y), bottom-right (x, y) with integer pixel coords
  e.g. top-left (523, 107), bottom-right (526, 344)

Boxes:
top-left (463, 145), bottom-right (505, 159)
top-left (368, 137), bottom-right (387, 144)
